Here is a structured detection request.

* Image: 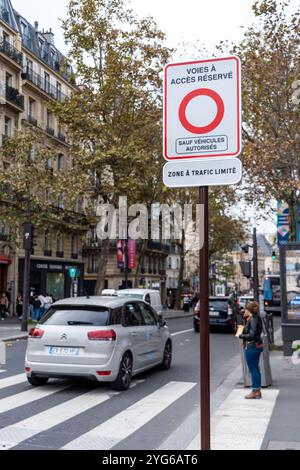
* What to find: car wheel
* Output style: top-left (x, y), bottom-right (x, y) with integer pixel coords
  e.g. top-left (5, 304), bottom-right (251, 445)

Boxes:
top-left (27, 376), bottom-right (49, 386)
top-left (111, 352), bottom-right (133, 391)
top-left (160, 340), bottom-right (172, 370)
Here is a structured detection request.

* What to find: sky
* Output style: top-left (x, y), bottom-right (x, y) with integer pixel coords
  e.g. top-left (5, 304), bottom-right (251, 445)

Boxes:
top-left (12, 0), bottom-right (257, 56)
top-left (11, 0), bottom-right (298, 235)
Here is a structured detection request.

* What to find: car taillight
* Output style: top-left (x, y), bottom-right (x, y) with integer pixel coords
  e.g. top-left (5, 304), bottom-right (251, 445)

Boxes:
top-left (87, 330), bottom-right (116, 341)
top-left (265, 301), bottom-right (269, 306)
top-left (29, 328), bottom-right (44, 338)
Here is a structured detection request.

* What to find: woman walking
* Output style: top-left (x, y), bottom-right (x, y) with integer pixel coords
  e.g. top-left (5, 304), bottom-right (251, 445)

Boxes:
top-left (239, 301), bottom-right (263, 399)
top-left (0, 293), bottom-right (8, 320)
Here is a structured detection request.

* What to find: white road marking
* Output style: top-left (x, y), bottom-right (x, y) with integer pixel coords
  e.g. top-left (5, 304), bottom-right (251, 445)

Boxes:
top-left (187, 388), bottom-right (279, 450)
top-left (0, 384), bottom-right (69, 414)
top-left (171, 329), bottom-right (194, 336)
top-left (62, 381), bottom-right (197, 450)
top-left (0, 370), bottom-right (6, 374)
top-left (0, 373), bottom-right (26, 390)
top-left (0, 388), bottom-right (115, 450)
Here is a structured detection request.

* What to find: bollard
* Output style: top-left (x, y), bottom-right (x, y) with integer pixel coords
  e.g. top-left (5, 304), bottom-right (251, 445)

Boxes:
top-left (0, 341), bottom-right (6, 366)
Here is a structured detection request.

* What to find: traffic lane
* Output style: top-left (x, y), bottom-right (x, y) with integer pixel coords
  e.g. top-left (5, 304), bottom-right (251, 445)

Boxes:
top-left (2, 324), bottom-right (239, 392)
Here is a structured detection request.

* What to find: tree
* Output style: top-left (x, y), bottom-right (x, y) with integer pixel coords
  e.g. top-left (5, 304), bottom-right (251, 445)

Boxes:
top-left (232, 0), bottom-right (300, 239)
top-left (51, 0), bottom-right (171, 292)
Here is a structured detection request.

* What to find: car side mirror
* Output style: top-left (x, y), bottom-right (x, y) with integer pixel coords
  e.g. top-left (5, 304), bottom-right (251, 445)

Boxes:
top-left (158, 316), bottom-right (166, 328)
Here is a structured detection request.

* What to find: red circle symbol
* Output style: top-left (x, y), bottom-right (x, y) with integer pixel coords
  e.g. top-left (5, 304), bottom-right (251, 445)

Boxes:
top-left (178, 88), bottom-right (224, 134)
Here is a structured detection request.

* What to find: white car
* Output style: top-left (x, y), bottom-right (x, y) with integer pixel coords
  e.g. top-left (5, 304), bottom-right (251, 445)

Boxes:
top-left (25, 296), bottom-right (172, 391)
top-left (117, 289), bottom-right (163, 315)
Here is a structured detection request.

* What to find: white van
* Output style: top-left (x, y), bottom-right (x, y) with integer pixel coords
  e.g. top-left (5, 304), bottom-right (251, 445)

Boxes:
top-left (117, 289), bottom-right (163, 315)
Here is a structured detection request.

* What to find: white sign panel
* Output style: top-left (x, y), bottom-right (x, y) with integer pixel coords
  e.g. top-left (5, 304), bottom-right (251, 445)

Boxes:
top-left (163, 157), bottom-right (242, 188)
top-left (163, 56), bottom-right (241, 160)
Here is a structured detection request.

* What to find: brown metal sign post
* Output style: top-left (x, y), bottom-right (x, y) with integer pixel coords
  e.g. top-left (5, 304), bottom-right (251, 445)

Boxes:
top-left (163, 56), bottom-right (242, 452)
top-left (199, 186), bottom-right (210, 450)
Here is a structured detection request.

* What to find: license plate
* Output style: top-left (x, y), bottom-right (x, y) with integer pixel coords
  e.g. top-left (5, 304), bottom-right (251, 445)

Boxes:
top-left (48, 347), bottom-right (80, 356)
top-left (209, 311), bottom-right (219, 317)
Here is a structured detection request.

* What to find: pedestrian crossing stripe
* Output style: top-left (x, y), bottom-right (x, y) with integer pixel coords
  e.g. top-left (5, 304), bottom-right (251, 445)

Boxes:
top-left (62, 381), bottom-right (197, 450)
top-left (0, 379), bottom-right (196, 450)
top-left (0, 383), bottom-right (70, 414)
top-left (0, 388), bottom-right (114, 449)
top-left (0, 373), bottom-right (26, 390)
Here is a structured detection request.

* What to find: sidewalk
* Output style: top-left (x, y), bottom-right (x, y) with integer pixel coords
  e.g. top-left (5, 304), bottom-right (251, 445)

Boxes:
top-left (0, 317), bottom-right (28, 342)
top-left (187, 329), bottom-right (300, 450)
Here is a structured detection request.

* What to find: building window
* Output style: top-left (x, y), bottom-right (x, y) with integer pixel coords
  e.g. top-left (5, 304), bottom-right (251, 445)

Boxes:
top-left (44, 72), bottom-right (50, 92)
top-left (56, 233), bottom-right (64, 256)
top-left (57, 195), bottom-right (64, 209)
top-left (26, 58), bottom-right (33, 72)
top-left (28, 145), bottom-right (36, 161)
top-left (20, 22), bottom-right (27, 36)
top-left (28, 98), bottom-right (35, 118)
top-left (3, 31), bottom-right (10, 43)
top-left (56, 82), bottom-right (62, 100)
top-left (5, 72), bottom-right (12, 88)
top-left (46, 157), bottom-right (52, 170)
top-left (46, 109), bottom-right (52, 128)
top-left (44, 231), bottom-right (52, 255)
top-left (4, 117), bottom-right (12, 136)
top-left (57, 154), bottom-right (64, 171)
top-left (71, 235), bottom-right (78, 258)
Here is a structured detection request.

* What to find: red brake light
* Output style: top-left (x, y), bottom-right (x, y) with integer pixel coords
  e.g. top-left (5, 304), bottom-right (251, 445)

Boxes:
top-left (96, 371), bottom-right (112, 376)
top-left (264, 301), bottom-right (269, 306)
top-left (29, 328), bottom-right (44, 338)
top-left (88, 329), bottom-right (116, 341)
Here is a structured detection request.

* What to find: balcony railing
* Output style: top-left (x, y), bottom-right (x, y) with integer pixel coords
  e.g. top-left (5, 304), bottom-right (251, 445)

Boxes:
top-left (5, 85), bottom-right (24, 110)
top-left (58, 132), bottom-right (66, 143)
top-left (22, 68), bottom-right (68, 102)
top-left (46, 126), bottom-right (55, 136)
top-left (0, 39), bottom-right (23, 66)
top-left (27, 115), bottom-right (38, 126)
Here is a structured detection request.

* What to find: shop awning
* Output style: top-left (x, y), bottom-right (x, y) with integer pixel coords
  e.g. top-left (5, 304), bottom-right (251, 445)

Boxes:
top-left (0, 254), bottom-right (12, 265)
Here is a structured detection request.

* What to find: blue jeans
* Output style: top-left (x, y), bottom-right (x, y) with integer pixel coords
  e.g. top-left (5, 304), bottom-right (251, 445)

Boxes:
top-left (245, 346), bottom-right (263, 391)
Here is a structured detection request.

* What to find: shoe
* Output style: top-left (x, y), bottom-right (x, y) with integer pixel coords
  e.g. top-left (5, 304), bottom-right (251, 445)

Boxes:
top-left (245, 390), bottom-right (262, 399)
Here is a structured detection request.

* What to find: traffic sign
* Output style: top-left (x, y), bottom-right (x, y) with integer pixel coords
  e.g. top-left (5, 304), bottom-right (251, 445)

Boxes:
top-left (163, 157), bottom-right (242, 188)
top-left (163, 56), bottom-right (241, 160)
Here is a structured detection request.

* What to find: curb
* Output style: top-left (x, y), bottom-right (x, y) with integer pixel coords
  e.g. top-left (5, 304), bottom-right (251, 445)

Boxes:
top-left (1, 334), bottom-right (28, 342)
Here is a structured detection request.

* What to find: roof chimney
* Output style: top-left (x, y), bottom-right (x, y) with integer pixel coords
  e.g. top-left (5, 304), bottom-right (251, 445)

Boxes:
top-left (34, 21), bottom-right (39, 31)
top-left (43, 28), bottom-right (55, 46)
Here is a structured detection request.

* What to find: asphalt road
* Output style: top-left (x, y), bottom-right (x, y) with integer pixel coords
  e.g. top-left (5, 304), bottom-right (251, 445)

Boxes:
top-left (0, 317), bottom-right (244, 450)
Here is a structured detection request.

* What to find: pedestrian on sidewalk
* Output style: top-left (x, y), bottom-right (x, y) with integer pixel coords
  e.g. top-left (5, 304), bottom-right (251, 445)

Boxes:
top-left (36, 293), bottom-right (46, 321)
top-left (239, 301), bottom-right (263, 399)
top-left (183, 295), bottom-right (191, 312)
top-left (44, 293), bottom-right (53, 312)
top-left (16, 292), bottom-right (23, 320)
top-left (0, 293), bottom-right (8, 320)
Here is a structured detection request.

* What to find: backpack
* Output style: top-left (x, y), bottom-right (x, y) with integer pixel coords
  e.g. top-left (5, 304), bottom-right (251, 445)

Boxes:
top-left (33, 298), bottom-right (41, 309)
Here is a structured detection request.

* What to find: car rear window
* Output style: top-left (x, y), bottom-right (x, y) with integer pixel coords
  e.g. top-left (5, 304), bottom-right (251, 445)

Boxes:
top-left (117, 293), bottom-right (144, 299)
top-left (39, 306), bottom-right (110, 326)
top-left (209, 300), bottom-right (228, 311)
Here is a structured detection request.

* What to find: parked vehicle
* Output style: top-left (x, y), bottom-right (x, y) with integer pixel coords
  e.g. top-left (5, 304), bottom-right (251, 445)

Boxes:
top-left (117, 289), bottom-right (163, 315)
top-left (25, 296), bottom-right (172, 391)
top-left (193, 296), bottom-right (237, 333)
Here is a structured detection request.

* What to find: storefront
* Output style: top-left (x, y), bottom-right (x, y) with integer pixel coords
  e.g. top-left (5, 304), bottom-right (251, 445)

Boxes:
top-left (18, 259), bottom-right (84, 300)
